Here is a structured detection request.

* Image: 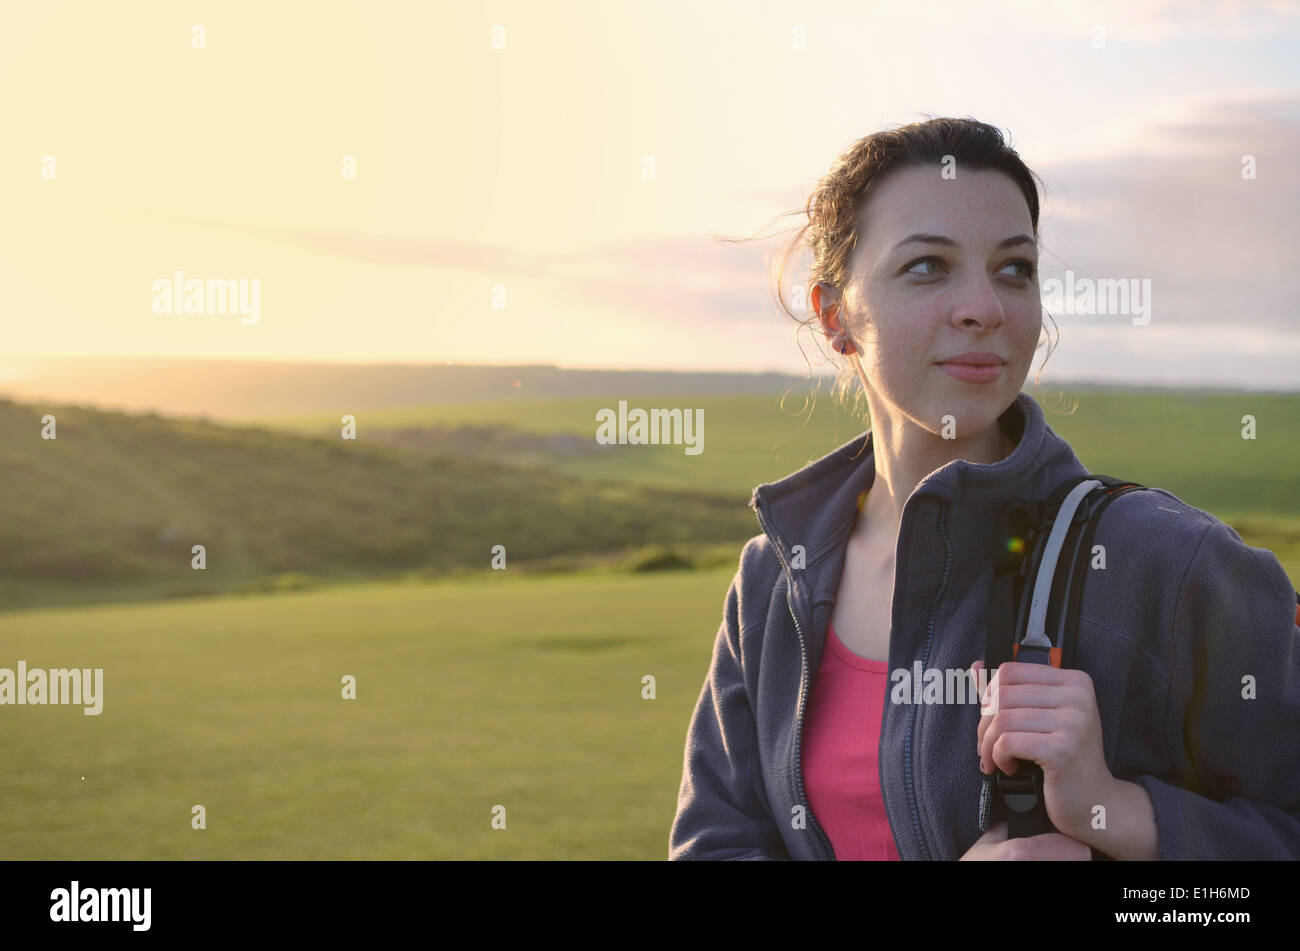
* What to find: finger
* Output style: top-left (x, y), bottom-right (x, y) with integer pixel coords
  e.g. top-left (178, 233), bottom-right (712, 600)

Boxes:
top-left (961, 822), bottom-right (1010, 860)
top-left (1034, 831), bottom-right (1097, 862)
top-left (979, 708), bottom-right (1063, 774)
top-left (979, 665), bottom-right (1061, 715)
top-left (985, 682), bottom-right (1071, 713)
top-left (981, 682), bottom-right (1061, 746)
top-left (990, 661), bottom-right (1071, 688)
top-left (1017, 833), bottom-right (1092, 861)
top-left (971, 821), bottom-right (1009, 853)
top-left (991, 730), bottom-right (1060, 776)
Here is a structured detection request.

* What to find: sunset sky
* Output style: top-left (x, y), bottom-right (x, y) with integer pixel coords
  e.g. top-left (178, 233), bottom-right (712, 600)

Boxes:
top-left (2, 0), bottom-right (1298, 388)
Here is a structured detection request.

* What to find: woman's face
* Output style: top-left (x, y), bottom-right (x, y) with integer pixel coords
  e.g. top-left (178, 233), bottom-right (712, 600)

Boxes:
top-left (829, 164), bottom-right (1042, 439)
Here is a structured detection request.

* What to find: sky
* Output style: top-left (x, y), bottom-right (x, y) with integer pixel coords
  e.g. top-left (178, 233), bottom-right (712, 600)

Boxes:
top-left (1, 0), bottom-right (1298, 389)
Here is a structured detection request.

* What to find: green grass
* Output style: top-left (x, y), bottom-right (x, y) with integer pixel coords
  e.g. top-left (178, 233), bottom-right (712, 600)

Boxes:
top-left (0, 397), bottom-right (756, 612)
top-left (1034, 389), bottom-right (1300, 518)
top-left (250, 387), bottom-right (1300, 585)
top-left (256, 387), bottom-right (1300, 513)
top-left (1, 387), bottom-right (1296, 610)
top-left (257, 390), bottom-right (869, 500)
top-left (0, 567), bottom-right (734, 859)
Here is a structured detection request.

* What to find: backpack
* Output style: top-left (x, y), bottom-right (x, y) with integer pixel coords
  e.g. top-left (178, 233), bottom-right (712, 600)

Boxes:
top-left (978, 473), bottom-right (1300, 848)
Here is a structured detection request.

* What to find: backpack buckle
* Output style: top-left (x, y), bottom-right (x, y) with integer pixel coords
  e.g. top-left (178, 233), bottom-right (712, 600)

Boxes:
top-left (995, 767), bottom-right (1044, 816)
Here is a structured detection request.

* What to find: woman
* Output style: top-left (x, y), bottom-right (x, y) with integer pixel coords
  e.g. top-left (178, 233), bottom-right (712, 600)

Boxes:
top-left (668, 117), bottom-right (1300, 860)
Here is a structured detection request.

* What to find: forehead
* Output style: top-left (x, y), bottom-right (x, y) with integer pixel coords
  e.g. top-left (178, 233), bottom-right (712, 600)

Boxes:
top-left (854, 164), bottom-right (1034, 257)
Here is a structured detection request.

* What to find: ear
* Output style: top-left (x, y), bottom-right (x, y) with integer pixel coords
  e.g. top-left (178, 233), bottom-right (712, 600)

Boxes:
top-left (811, 281), bottom-right (842, 326)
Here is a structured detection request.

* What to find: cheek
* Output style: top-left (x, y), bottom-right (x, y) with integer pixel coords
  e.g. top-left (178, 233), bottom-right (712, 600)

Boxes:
top-left (852, 286), bottom-right (941, 376)
top-left (1017, 308), bottom-right (1044, 353)
top-left (867, 310), bottom-right (929, 360)
top-left (857, 320), bottom-right (930, 390)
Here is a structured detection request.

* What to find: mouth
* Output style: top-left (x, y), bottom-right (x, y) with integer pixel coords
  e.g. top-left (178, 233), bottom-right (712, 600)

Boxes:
top-left (936, 360), bottom-right (1004, 383)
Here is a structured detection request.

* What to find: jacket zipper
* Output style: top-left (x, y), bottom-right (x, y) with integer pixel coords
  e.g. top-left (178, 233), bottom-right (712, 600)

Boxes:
top-left (754, 499), bottom-right (835, 861)
top-left (903, 500), bottom-right (952, 861)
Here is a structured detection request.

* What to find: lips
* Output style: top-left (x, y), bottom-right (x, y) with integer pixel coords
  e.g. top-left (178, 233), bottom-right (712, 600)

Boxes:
top-left (936, 350), bottom-right (1004, 384)
top-left (938, 361), bottom-right (1003, 383)
top-left (937, 352), bottom-right (1005, 367)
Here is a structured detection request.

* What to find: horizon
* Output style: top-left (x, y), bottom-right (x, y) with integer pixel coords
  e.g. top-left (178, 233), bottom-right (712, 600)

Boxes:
top-left (1, 354), bottom-right (1294, 428)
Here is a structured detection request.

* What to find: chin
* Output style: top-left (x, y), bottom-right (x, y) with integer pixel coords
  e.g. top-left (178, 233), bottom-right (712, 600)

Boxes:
top-left (908, 398), bottom-right (995, 441)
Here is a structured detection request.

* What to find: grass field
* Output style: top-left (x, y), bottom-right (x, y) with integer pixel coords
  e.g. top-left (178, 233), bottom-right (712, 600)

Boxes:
top-left (4, 389), bottom-right (1295, 614)
top-left (0, 566), bottom-right (733, 859)
top-left (256, 387), bottom-right (1300, 581)
top-left (256, 386), bottom-right (1300, 510)
top-left (0, 396), bottom-right (757, 612)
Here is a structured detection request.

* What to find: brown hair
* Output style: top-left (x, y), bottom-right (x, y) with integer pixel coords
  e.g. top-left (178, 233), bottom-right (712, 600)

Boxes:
top-left (720, 115), bottom-right (1061, 425)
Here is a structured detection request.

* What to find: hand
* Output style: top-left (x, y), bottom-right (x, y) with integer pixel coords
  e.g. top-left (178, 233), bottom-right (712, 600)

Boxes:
top-left (959, 821), bottom-right (1092, 860)
top-left (971, 660), bottom-right (1115, 841)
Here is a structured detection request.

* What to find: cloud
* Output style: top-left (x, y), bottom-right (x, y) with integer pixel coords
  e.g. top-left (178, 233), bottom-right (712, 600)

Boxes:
top-left (190, 221), bottom-right (556, 278)
top-left (1034, 90), bottom-right (1300, 333)
top-left (183, 87), bottom-right (1300, 383)
top-left (189, 218), bottom-right (789, 329)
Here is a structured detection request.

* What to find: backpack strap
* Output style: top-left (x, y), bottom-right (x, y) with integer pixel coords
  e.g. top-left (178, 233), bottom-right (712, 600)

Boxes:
top-left (1015, 478), bottom-right (1105, 664)
top-left (982, 474), bottom-right (1147, 843)
top-left (1055, 476), bottom-right (1147, 667)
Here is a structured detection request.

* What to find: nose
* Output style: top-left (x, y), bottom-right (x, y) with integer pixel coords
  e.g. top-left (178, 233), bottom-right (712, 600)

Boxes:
top-left (948, 273), bottom-right (1007, 332)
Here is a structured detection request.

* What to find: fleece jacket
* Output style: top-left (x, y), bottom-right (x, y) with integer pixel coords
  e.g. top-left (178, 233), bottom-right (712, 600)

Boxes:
top-left (669, 389), bottom-right (1300, 860)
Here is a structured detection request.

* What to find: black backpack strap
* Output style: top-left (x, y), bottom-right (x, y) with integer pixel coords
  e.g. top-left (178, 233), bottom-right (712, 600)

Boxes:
top-left (1049, 476), bottom-right (1146, 862)
top-left (984, 492), bottom-right (1059, 838)
top-left (983, 496), bottom-right (1051, 839)
top-left (1056, 476), bottom-right (1146, 668)
top-left (1003, 479), bottom-right (1104, 837)
top-left (982, 474), bottom-right (1149, 844)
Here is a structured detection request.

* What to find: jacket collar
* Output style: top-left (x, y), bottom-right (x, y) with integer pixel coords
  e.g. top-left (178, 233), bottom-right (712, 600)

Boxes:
top-left (748, 390), bottom-right (1089, 585)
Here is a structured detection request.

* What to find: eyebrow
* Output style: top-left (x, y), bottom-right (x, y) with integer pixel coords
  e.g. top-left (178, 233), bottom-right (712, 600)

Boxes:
top-left (891, 233), bottom-right (1037, 254)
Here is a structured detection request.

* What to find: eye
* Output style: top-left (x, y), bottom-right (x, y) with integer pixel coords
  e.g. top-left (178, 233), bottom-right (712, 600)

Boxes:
top-left (1000, 259), bottom-right (1037, 280)
top-left (904, 256), bottom-right (945, 276)
top-left (903, 256), bottom-right (1037, 281)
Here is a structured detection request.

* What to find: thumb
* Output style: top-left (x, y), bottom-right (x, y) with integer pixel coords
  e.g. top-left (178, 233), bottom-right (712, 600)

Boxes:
top-left (983, 821), bottom-right (1008, 842)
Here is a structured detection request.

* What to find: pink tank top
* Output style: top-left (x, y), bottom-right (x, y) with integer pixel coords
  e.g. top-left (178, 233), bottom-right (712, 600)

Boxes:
top-left (800, 621), bottom-right (901, 860)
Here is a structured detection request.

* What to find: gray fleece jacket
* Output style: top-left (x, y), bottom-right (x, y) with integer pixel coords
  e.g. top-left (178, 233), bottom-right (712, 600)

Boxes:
top-left (669, 389), bottom-right (1300, 860)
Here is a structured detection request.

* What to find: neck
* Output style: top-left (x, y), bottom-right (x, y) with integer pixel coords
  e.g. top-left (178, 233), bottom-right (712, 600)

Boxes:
top-left (862, 406), bottom-right (1015, 541)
